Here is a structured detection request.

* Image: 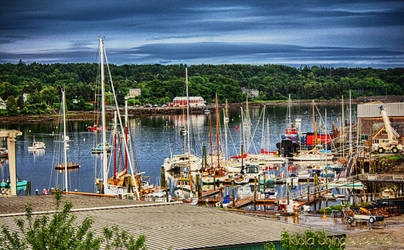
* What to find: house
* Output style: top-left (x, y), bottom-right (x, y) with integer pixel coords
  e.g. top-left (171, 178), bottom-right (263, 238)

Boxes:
top-left (173, 96), bottom-right (206, 107)
top-left (241, 88), bottom-right (259, 98)
top-left (126, 88), bottom-right (141, 99)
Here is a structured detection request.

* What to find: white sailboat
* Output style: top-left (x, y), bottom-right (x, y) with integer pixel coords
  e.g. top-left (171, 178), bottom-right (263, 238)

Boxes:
top-left (162, 68), bottom-right (202, 172)
top-left (54, 91), bottom-right (79, 173)
top-left (95, 38), bottom-right (140, 198)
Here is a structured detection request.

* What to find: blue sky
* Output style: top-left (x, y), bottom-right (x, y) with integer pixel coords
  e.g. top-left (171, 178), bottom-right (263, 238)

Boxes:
top-left (1, 0), bottom-right (403, 67)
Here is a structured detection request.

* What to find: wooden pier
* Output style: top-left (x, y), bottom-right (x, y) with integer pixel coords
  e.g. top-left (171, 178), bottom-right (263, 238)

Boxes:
top-left (200, 188), bottom-right (221, 198)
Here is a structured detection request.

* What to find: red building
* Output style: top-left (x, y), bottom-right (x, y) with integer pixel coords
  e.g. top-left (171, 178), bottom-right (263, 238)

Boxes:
top-left (173, 96), bottom-right (206, 107)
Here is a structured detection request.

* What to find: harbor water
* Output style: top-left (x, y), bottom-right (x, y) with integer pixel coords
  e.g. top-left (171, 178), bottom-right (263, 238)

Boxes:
top-left (0, 104), bottom-right (356, 194)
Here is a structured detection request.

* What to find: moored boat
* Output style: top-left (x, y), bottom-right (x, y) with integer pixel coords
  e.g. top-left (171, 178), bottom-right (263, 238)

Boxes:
top-left (28, 141), bottom-right (46, 150)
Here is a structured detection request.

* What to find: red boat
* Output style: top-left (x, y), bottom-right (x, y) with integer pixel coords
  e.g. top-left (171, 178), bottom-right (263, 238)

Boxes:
top-left (87, 126), bottom-right (108, 131)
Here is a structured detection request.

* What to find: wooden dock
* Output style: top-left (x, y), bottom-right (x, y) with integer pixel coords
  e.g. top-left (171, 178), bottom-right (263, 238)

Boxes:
top-left (200, 188), bottom-right (221, 198)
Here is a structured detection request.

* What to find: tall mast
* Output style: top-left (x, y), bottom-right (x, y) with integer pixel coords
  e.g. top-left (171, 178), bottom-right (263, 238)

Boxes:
top-left (266, 118), bottom-right (270, 151)
top-left (113, 111), bottom-right (117, 180)
top-left (261, 105), bottom-right (266, 151)
top-left (241, 107), bottom-right (245, 151)
top-left (245, 98), bottom-right (249, 152)
top-left (341, 96), bottom-right (344, 159)
top-left (209, 113), bottom-right (213, 169)
top-left (215, 93), bottom-right (220, 168)
top-left (62, 90), bottom-right (68, 192)
top-left (124, 100), bottom-right (128, 174)
top-left (224, 100), bottom-right (229, 160)
top-left (349, 90), bottom-right (352, 154)
top-left (287, 94), bottom-right (291, 125)
top-left (100, 38), bottom-right (108, 191)
top-left (312, 100), bottom-right (317, 146)
top-left (185, 68), bottom-right (192, 196)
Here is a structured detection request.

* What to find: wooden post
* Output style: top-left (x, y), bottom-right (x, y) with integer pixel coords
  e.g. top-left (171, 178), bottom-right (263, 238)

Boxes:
top-left (241, 145), bottom-right (244, 169)
top-left (202, 145), bottom-right (207, 171)
top-left (307, 178), bottom-right (310, 202)
top-left (161, 167), bottom-right (168, 202)
top-left (25, 181), bottom-right (31, 196)
top-left (1, 130), bottom-right (22, 196)
top-left (254, 177), bottom-right (257, 210)
top-left (196, 175), bottom-right (201, 199)
top-left (263, 171), bottom-right (266, 191)
top-left (232, 180), bottom-right (235, 208)
top-left (258, 175), bottom-right (261, 192)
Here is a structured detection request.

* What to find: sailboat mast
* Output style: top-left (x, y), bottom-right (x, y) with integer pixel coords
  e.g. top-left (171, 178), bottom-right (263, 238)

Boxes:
top-left (245, 98), bottom-right (249, 152)
top-left (312, 100), bottom-right (317, 146)
top-left (288, 94), bottom-right (291, 125)
top-left (62, 90), bottom-right (68, 192)
top-left (224, 100), bottom-right (229, 160)
top-left (209, 114), bottom-right (213, 169)
top-left (349, 90), bottom-right (352, 154)
top-left (215, 93), bottom-right (220, 168)
top-left (100, 38), bottom-right (108, 191)
top-left (124, 100), bottom-right (128, 174)
top-left (113, 111), bottom-right (117, 179)
top-left (341, 96), bottom-right (344, 159)
top-left (185, 68), bottom-right (193, 195)
top-left (261, 105), bottom-right (266, 151)
top-left (266, 118), bottom-right (270, 151)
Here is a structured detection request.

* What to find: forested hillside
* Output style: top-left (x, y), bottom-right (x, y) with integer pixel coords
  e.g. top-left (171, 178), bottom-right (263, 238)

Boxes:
top-left (0, 61), bottom-right (403, 115)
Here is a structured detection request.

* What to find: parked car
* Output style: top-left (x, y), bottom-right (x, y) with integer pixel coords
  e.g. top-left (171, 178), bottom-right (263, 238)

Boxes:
top-left (145, 104), bottom-right (152, 108)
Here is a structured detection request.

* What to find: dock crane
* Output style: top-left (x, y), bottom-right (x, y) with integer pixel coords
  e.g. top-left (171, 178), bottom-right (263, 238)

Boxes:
top-left (372, 106), bottom-right (402, 153)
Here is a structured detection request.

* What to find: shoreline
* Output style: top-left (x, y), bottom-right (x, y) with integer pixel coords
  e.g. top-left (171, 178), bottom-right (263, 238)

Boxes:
top-left (0, 96), bottom-right (401, 125)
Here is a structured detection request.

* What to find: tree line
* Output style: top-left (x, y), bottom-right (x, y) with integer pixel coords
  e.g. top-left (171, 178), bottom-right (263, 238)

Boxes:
top-left (0, 61), bottom-right (403, 115)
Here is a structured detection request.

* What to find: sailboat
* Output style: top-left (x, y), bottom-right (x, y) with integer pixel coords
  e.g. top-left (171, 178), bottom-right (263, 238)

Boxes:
top-left (94, 38), bottom-right (141, 198)
top-left (162, 68), bottom-right (202, 172)
top-left (54, 91), bottom-right (80, 171)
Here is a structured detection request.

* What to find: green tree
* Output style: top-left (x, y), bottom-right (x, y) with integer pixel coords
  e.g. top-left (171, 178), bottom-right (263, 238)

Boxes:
top-left (40, 86), bottom-right (58, 106)
top-left (0, 190), bottom-right (147, 250)
top-left (6, 96), bottom-right (18, 115)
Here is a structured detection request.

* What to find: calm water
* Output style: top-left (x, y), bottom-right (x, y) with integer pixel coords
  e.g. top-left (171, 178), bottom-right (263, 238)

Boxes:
top-left (0, 104), bottom-right (356, 194)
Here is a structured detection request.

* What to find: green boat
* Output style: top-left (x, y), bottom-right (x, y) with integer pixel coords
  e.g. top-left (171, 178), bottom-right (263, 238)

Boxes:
top-left (0, 180), bottom-right (28, 191)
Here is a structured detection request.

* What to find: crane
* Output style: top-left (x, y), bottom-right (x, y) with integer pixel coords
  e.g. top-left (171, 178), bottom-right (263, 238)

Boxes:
top-left (372, 106), bottom-right (402, 153)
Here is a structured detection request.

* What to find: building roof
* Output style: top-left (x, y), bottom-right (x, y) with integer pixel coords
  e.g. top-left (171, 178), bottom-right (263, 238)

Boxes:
top-left (358, 103), bottom-right (404, 118)
top-left (0, 196), bottom-right (342, 249)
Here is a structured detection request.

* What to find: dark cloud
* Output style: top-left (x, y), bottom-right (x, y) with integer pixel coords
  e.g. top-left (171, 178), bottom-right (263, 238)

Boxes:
top-left (0, 0), bottom-right (403, 67)
top-left (1, 42), bottom-right (403, 68)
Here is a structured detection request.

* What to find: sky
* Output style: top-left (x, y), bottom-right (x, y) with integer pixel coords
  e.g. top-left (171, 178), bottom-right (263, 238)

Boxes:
top-left (1, 0), bottom-right (404, 68)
